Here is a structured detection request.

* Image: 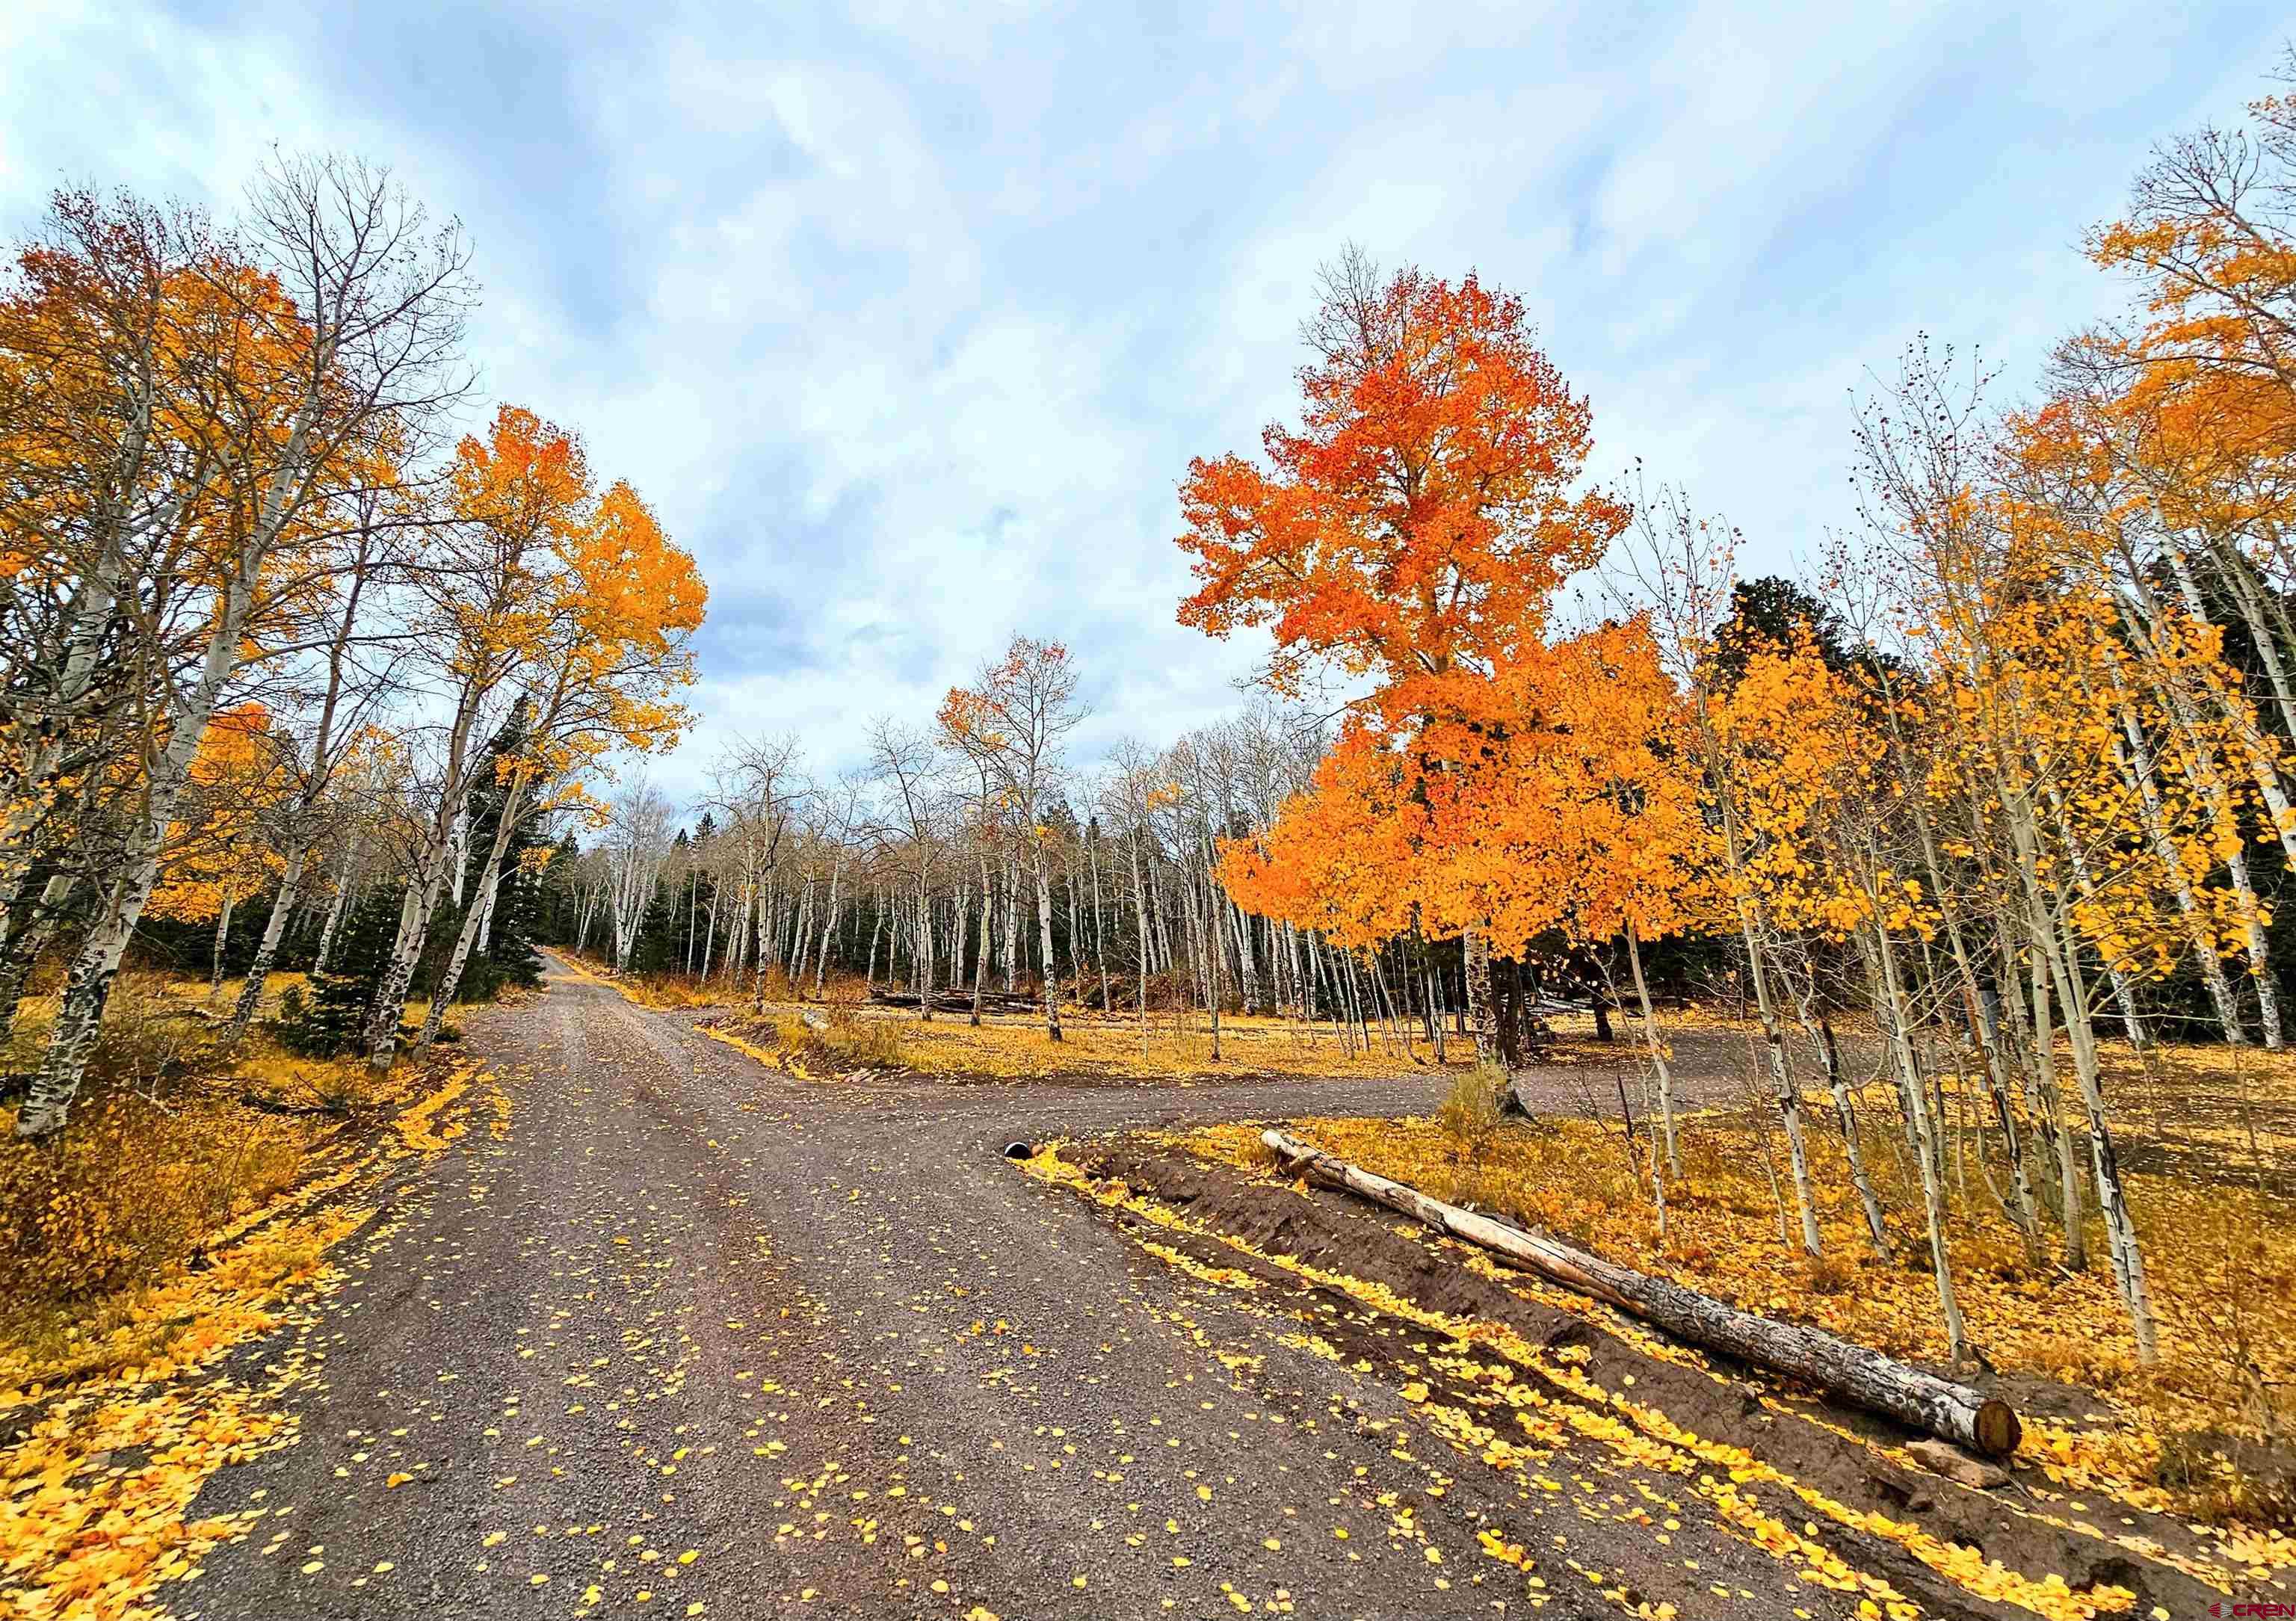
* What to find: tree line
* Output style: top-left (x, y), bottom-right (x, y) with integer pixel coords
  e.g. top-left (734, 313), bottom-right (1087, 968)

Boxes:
top-left (537, 655), bottom-right (1485, 1066)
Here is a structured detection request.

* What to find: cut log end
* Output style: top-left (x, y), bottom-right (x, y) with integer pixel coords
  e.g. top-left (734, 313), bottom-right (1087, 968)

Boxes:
top-left (1972, 1398), bottom-right (2021, 1460)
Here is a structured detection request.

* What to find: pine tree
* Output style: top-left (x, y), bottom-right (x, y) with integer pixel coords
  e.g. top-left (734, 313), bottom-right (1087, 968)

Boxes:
top-left (630, 884), bottom-right (679, 975)
top-left (449, 705), bottom-right (549, 1000)
top-left (534, 833), bottom-right (583, 945)
top-left (274, 887), bottom-right (404, 1057)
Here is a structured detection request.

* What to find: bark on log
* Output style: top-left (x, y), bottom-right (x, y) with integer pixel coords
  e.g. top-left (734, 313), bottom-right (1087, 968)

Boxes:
top-left (1260, 1128), bottom-right (2021, 1458)
top-left (869, 987), bottom-right (1040, 1014)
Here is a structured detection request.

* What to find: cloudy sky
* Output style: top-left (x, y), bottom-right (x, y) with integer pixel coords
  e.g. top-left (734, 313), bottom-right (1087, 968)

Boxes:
top-left (4, 1), bottom-right (2286, 797)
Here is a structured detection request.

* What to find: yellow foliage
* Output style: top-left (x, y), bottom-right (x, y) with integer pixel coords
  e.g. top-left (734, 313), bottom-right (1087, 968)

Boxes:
top-left (1167, 1052), bottom-right (2296, 1539)
top-left (0, 964), bottom-right (511, 1620)
top-left (0, 1084), bottom-right (312, 1307)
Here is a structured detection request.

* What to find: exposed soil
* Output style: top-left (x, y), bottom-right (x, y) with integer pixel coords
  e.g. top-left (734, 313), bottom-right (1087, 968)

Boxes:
top-left (1066, 1138), bottom-right (2232, 1620)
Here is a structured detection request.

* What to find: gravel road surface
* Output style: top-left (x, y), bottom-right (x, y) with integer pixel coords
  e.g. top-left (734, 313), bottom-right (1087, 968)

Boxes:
top-left (176, 954), bottom-right (1983, 1621)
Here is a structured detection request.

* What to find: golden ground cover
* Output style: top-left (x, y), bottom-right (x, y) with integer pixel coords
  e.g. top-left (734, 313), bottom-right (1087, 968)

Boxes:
top-left (569, 948), bottom-right (1479, 1081)
top-left (883, 1004), bottom-right (1469, 1081)
top-left (1164, 1047), bottom-right (2296, 1534)
top-left (1, 972), bottom-right (507, 1620)
top-left (1018, 1141), bottom-right (2284, 1619)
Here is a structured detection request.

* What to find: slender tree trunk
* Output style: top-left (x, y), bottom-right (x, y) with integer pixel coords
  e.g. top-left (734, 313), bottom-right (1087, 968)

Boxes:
top-left (1003, 856), bottom-right (1019, 993)
top-left (1786, 944), bottom-right (1890, 1259)
top-left (1462, 927), bottom-right (1498, 1066)
top-left (1625, 922), bottom-right (1679, 1178)
top-left (366, 850), bottom-right (451, 1073)
top-left (419, 771), bottom-right (536, 1050)
top-left (2024, 928), bottom-right (2089, 1267)
top-left (2031, 885), bottom-right (2158, 1360)
top-left (1089, 827), bottom-right (1112, 1013)
top-left (22, 550), bottom-right (266, 1132)
top-left (226, 844), bottom-right (313, 1043)
top-left (1204, 878), bottom-right (1222, 1061)
top-left (1866, 926), bottom-right (1968, 1364)
top-left (1064, 846), bottom-right (1086, 1000)
top-left (1131, 825), bottom-right (1153, 1057)
top-left (0, 873), bottom-right (73, 1038)
top-left (971, 855), bottom-right (992, 1025)
top-left (904, 863), bottom-right (922, 1014)
top-left (815, 855), bottom-right (843, 1000)
top-left (15, 872), bottom-right (141, 1135)
top-left (2114, 700), bottom-right (2245, 1040)
top-left (1034, 840), bottom-right (1062, 1042)
top-left (209, 888), bottom-right (236, 995)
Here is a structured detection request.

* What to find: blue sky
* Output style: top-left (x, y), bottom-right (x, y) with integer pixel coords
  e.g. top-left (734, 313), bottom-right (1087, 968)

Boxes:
top-left (4, 1), bottom-right (2287, 797)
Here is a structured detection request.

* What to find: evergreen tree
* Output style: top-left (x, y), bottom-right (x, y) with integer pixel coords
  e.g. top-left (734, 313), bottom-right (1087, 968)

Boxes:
top-left (534, 833), bottom-right (582, 944)
top-left (274, 887), bottom-right (404, 1057)
top-left (630, 884), bottom-right (679, 975)
top-left (451, 703), bottom-right (548, 1000)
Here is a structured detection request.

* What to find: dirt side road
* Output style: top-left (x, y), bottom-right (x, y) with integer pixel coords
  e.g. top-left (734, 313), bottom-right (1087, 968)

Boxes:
top-left (175, 957), bottom-right (2028, 1620)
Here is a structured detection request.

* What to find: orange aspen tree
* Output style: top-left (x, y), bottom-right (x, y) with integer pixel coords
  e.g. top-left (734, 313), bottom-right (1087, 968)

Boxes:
top-left (363, 405), bottom-right (590, 1070)
top-left (1176, 249), bottom-right (1627, 1063)
top-left (411, 477), bottom-right (704, 1050)
top-left (1538, 623), bottom-right (1712, 1176)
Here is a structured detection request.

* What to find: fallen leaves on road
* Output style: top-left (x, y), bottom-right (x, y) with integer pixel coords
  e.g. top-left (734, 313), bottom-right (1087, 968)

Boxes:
top-left (0, 1197), bottom-right (368, 1620)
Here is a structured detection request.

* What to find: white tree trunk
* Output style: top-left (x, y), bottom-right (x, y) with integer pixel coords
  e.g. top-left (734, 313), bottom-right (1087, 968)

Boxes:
top-left (1867, 927), bottom-right (1968, 1364)
top-left (1034, 839), bottom-right (1062, 1042)
top-left (226, 843), bottom-right (312, 1042)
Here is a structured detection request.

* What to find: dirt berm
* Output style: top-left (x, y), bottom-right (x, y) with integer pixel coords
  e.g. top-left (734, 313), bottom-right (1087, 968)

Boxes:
top-left (1070, 1139), bottom-right (2223, 1621)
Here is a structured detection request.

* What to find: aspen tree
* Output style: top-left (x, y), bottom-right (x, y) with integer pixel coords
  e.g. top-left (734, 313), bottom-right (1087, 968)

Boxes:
top-left (16, 156), bottom-right (472, 1135)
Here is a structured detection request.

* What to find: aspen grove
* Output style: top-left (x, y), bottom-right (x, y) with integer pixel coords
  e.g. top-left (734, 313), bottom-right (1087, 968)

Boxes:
top-left (0, 157), bottom-right (705, 1134)
top-left (10, 65), bottom-right (2296, 1457)
top-left (522, 71), bottom-right (2296, 1380)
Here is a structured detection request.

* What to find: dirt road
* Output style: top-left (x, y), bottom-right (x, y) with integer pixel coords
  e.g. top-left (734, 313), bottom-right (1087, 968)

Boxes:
top-left (173, 956), bottom-right (2165, 1620)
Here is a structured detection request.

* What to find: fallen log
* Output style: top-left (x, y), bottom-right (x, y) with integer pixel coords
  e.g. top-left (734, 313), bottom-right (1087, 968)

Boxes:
top-left (1260, 1128), bottom-right (2020, 1458)
top-left (867, 987), bottom-right (1041, 1013)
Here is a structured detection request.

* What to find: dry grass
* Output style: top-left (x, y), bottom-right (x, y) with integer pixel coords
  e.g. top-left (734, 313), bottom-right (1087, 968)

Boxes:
top-left (573, 950), bottom-right (1478, 1082)
top-left (1433, 1063), bottom-right (1511, 1154)
top-left (774, 1006), bottom-right (910, 1072)
top-left (0, 972), bottom-right (450, 1371)
top-left (857, 1001), bottom-right (1470, 1081)
top-left (1168, 1056), bottom-right (2296, 1534)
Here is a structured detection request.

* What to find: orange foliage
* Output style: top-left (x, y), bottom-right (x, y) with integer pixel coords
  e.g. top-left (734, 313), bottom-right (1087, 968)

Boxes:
top-left (441, 405), bottom-right (706, 796)
top-left (1176, 259), bottom-right (1629, 732)
top-left (146, 703), bottom-right (284, 924)
top-left (1180, 259), bottom-right (1697, 959)
top-left (1221, 621), bottom-right (1710, 956)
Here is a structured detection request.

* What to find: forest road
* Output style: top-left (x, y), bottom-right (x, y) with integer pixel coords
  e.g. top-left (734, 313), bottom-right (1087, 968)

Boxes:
top-left (179, 954), bottom-right (1937, 1621)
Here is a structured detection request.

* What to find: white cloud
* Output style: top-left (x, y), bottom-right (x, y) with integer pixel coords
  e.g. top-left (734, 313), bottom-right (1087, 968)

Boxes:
top-left (5, 0), bottom-right (2288, 816)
